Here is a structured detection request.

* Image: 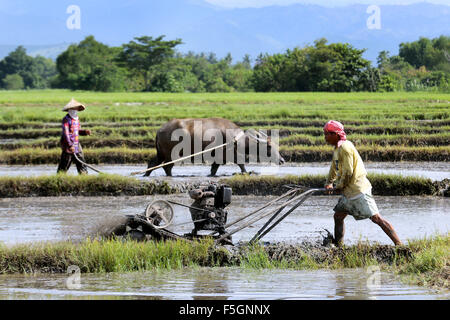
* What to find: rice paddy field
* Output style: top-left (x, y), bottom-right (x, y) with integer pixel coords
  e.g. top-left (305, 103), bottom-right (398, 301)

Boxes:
top-left (0, 90), bottom-right (449, 165)
top-left (0, 90), bottom-right (449, 299)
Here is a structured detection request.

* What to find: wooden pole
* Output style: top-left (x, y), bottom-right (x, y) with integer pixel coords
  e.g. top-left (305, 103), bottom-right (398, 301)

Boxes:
top-left (130, 131), bottom-right (245, 176)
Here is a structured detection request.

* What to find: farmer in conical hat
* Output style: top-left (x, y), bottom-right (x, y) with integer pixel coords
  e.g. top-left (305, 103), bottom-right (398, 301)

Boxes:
top-left (57, 98), bottom-right (91, 174)
top-left (323, 120), bottom-right (402, 246)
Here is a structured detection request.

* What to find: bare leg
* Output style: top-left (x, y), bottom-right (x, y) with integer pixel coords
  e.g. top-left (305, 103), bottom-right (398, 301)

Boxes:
top-left (370, 214), bottom-right (402, 246)
top-left (334, 211), bottom-right (348, 246)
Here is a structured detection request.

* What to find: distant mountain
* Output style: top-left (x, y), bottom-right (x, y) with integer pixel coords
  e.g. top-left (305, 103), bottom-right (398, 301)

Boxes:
top-left (0, 1), bottom-right (448, 63)
top-left (0, 44), bottom-right (70, 60)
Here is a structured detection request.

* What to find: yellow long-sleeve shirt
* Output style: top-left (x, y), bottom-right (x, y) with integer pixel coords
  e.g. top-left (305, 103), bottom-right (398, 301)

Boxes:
top-left (326, 140), bottom-right (372, 198)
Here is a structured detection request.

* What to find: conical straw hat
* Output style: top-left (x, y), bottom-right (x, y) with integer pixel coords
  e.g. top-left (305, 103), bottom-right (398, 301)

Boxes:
top-left (62, 98), bottom-right (86, 111)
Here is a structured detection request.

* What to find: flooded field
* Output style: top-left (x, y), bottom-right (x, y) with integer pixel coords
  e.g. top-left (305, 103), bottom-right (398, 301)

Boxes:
top-left (0, 267), bottom-right (447, 300)
top-left (0, 180), bottom-right (448, 300)
top-left (0, 194), bottom-right (448, 245)
top-left (0, 162), bottom-right (449, 181)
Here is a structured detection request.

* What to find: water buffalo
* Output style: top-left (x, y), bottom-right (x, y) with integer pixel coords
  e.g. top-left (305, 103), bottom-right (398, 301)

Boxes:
top-left (144, 118), bottom-right (285, 177)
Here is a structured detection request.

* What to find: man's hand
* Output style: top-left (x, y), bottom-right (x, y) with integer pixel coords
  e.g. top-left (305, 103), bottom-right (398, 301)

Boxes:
top-left (324, 184), bottom-right (335, 195)
top-left (69, 146), bottom-right (75, 153)
top-left (85, 129), bottom-right (91, 136)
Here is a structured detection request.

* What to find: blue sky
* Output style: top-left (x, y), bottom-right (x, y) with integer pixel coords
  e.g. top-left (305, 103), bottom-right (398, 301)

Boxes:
top-left (204, 0), bottom-right (450, 8)
top-left (0, 0), bottom-right (448, 15)
top-left (1, 0), bottom-right (449, 14)
top-left (0, 0), bottom-right (447, 62)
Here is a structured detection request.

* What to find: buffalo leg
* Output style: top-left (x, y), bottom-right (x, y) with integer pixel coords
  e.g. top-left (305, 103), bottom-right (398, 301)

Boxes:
top-left (163, 163), bottom-right (174, 176)
top-left (144, 155), bottom-right (163, 177)
top-left (209, 163), bottom-right (220, 177)
top-left (238, 163), bottom-right (247, 173)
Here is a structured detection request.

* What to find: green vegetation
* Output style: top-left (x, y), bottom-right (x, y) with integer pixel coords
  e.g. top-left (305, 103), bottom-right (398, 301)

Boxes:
top-left (0, 234), bottom-right (448, 289)
top-left (0, 173), bottom-right (177, 197)
top-left (400, 234), bottom-right (450, 288)
top-left (223, 174), bottom-right (439, 196)
top-left (0, 46), bottom-right (56, 90)
top-left (0, 238), bottom-right (219, 273)
top-left (0, 147), bottom-right (157, 165)
top-left (0, 173), bottom-right (443, 198)
top-left (1, 35), bottom-right (449, 92)
top-left (0, 91), bottom-right (448, 165)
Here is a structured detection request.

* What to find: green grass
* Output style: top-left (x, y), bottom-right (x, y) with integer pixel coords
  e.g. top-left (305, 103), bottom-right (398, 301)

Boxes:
top-left (1, 90), bottom-right (449, 105)
top-left (0, 172), bottom-right (440, 197)
top-left (0, 90), bottom-right (448, 164)
top-left (0, 238), bottom-right (219, 273)
top-left (0, 147), bottom-right (157, 165)
top-left (0, 173), bottom-right (177, 197)
top-left (223, 173), bottom-right (438, 196)
top-left (1, 91), bottom-right (449, 123)
top-left (397, 234), bottom-right (449, 288)
top-left (0, 234), bottom-right (447, 289)
top-left (2, 131), bottom-right (449, 150)
top-left (1, 145), bottom-right (448, 165)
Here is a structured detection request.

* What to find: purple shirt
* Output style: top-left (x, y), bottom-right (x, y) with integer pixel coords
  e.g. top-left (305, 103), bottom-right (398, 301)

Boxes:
top-left (60, 115), bottom-right (81, 153)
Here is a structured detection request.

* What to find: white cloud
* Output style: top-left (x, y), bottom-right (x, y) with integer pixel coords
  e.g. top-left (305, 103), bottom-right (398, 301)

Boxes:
top-left (204, 0), bottom-right (450, 8)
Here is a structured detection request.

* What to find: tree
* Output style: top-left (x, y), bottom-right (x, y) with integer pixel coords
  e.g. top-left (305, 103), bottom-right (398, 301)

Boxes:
top-left (55, 36), bottom-right (126, 91)
top-left (0, 46), bottom-right (56, 89)
top-left (0, 46), bottom-right (32, 78)
top-left (399, 36), bottom-right (450, 72)
top-left (0, 46), bottom-right (34, 88)
top-left (118, 35), bottom-right (182, 91)
top-left (242, 54), bottom-right (252, 69)
top-left (2, 74), bottom-right (24, 90)
top-left (252, 53), bottom-right (288, 92)
top-left (252, 39), bottom-right (372, 92)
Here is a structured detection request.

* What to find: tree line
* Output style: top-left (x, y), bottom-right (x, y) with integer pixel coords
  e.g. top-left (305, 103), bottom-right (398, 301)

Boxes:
top-left (0, 35), bottom-right (448, 92)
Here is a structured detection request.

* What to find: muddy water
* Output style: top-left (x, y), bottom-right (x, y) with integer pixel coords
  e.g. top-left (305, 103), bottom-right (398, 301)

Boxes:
top-left (0, 267), bottom-right (447, 300)
top-left (0, 194), bottom-right (448, 300)
top-left (0, 194), bottom-right (448, 245)
top-left (0, 162), bottom-right (449, 181)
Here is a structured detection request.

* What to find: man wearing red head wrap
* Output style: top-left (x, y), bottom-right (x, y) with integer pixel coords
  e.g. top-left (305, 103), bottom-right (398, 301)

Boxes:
top-left (323, 120), bottom-right (402, 246)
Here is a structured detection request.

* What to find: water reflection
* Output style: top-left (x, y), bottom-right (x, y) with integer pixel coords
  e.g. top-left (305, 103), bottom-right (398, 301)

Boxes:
top-left (0, 195), bottom-right (448, 245)
top-left (0, 162), bottom-right (448, 181)
top-left (0, 268), bottom-right (447, 300)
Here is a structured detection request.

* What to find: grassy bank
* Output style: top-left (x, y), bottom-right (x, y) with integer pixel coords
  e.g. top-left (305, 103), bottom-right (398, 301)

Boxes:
top-left (396, 235), bottom-right (450, 288)
top-left (0, 147), bottom-right (157, 165)
top-left (0, 173), bottom-right (445, 197)
top-left (0, 174), bottom-right (178, 197)
top-left (1, 145), bottom-right (448, 165)
top-left (0, 234), bottom-right (448, 289)
top-left (2, 132), bottom-right (450, 150)
top-left (0, 238), bottom-right (221, 273)
top-left (223, 174), bottom-right (442, 196)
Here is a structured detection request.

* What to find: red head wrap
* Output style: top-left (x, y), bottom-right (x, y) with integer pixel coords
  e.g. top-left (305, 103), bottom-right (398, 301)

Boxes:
top-left (324, 120), bottom-right (347, 147)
